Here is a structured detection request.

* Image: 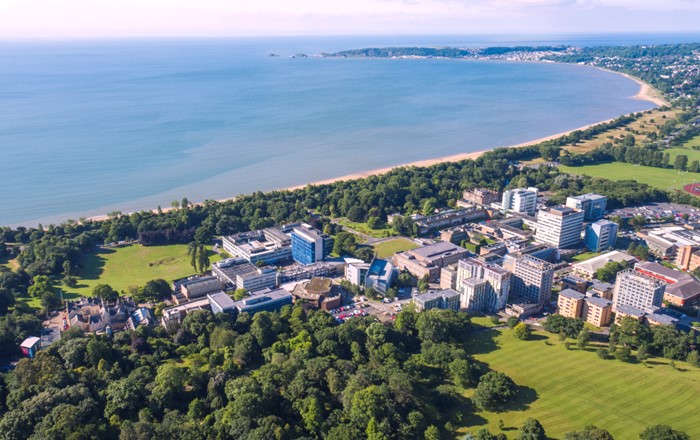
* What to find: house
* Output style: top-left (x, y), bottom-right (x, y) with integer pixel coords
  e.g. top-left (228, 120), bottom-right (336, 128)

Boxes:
top-left (67, 297), bottom-right (138, 333)
top-left (20, 337), bottom-right (41, 358)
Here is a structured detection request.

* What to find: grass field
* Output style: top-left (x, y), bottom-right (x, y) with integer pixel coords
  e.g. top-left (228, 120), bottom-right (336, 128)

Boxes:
top-left (461, 328), bottom-right (700, 439)
top-left (666, 147), bottom-right (700, 164)
top-left (682, 134), bottom-right (700, 148)
top-left (571, 252), bottom-right (600, 262)
top-left (561, 108), bottom-right (677, 156)
top-left (337, 219), bottom-right (394, 239)
top-left (559, 162), bottom-right (698, 191)
top-left (64, 244), bottom-right (221, 299)
top-left (372, 238), bottom-right (419, 258)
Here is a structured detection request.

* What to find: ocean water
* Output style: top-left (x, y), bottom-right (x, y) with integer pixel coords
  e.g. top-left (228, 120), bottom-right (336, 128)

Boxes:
top-left (1, 34), bottom-right (696, 227)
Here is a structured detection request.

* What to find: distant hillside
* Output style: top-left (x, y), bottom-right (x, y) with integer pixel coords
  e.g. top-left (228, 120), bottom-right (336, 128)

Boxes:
top-left (322, 46), bottom-right (570, 58)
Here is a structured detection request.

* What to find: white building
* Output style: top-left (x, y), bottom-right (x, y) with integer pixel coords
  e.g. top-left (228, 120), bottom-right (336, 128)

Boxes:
top-left (503, 254), bottom-right (555, 307)
top-left (457, 258), bottom-right (512, 312)
top-left (565, 193), bottom-right (607, 221)
top-left (501, 187), bottom-right (538, 216)
top-left (535, 205), bottom-right (584, 249)
top-left (612, 268), bottom-right (665, 312)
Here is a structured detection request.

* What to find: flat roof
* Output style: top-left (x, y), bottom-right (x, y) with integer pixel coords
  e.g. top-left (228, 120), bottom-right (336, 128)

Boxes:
top-left (234, 288), bottom-right (293, 312)
top-left (647, 313), bottom-right (678, 326)
top-left (584, 296), bottom-right (612, 308)
top-left (410, 241), bottom-right (465, 259)
top-left (414, 288), bottom-right (461, 302)
top-left (559, 288), bottom-right (585, 300)
top-left (616, 304), bottom-right (645, 317)
top-left (568, 193), bottom-right (606, 202)
top-left (208, 291), bottom-right (235, 310)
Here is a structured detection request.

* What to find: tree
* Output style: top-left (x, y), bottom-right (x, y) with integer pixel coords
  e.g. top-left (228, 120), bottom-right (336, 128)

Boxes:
top-left (28, 275), bottom-right (52, 298)
top-left (187, 242), bottom-right (209, 273)
top-left (674, 154), bottom-right (688, 171)
top-left (40, 291), bottom-right (61, 313)
top-left (136, 279), bottom-right (172, 303)
top-left (595, 261), bottom-right (627, 283)
top-left (686, 350), bottom-right (700, 367)
top-left (424, 425), bottom-right (441, 440)
top-left (577, 328), bottom-right (591, 350)
top-left (449, 358), bottom-right (479, 388)
top-left (93, 284), bottom-right (118, 303)
top-left (507, 316), bottom-right (520, 329)
top-left (417, 275), bottom-right (430, 293)
top-left (232, 288), bottom-right (247, 300)
top-left (472, 371), bottom-right (517, 411)
top-left (563, 425), bottom-right (614, 440)
top-left (689, 160), bottom-right (700, 173)
top-left (513, 323), bottom-right (531, 340)
top-left (518, 418), bottom-right (546, 440)
top-left (639, 425), bottom-right (689, 440)
top-left (0, 288), bottom-right (15, 313)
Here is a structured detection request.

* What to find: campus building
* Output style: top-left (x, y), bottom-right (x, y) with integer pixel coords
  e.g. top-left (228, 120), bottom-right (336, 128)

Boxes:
top-left (393, 241), bottom-right (469, 282)
top-left (222, 224), bottom-right (295, 265)
top-left (503, 254), bottom-right (555, 308)
top-left (462, 188), bottom-right (501, 206)
top-left (501, 187), bottom-right (538, 216)
top-left (584, 219), bottom-right (618, 252)
top-left (634, 261), bottom-right (700, 307)
top-left (179, 276), bottom-right (225, 301)
top-left (211, 258), bottom-right (278, 293)
top-left (457, 258), bottom-right (512, 312)
top-left (535, 205), bottom-right (584, 249)
top-left (612, 268), bottom-right (666, 312)
top-left (291, 277), bottom-right (343, 311)
top-left (582, 296), bottom-right (613, 327)
top-left (571, 251), bottom-right (637, 279)
top-left (413, 289), bottom-right (461, 311)
top-left (291, 223), bottom-right (334, 265)
top-left (565, 193), bottom-right (607, 221)
top-left (557, 289), bottom-right (585, 319)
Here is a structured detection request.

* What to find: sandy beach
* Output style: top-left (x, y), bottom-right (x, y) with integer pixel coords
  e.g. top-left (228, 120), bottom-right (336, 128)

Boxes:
top-left (86, 70), bottom-right (665, 223)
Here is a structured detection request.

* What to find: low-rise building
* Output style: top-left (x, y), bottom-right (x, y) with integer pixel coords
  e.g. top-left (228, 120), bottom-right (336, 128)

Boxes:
top-left (393, 241), bottom-right (469, 282)
top-left (614, 304), bottom-right (646, 324)
top-left (233, 288), bottom-right (294, 315)
top-left (588, 280), bottom-right (614, 300)
top-left (126, 307), bottom-right (156, 330)
top-left (634, 261), bottom-right (700, 307)
top-left (20, 337), bottom-right (41, 358)
top-left (67, 297), bottom-right (138, 333)
top-left (291, 277), bottom-right (343, 311)
top-left (582, 296), bottom-right (613, 327)
top-left (161, 297), bottom-right (212, 328)
top-left (180, 276), bottom-right (225, 301)
top-left (414, 207), bottom-right (486, 235)
top-left (365, 259), bottom-right (396, 294)
top-left (440, 264), bottom-right (459, 290)
top-left (557, 289), bottom-right (585, 319)
top-left (462, 188), bottom-right (501, 206)
top-left (413, 289), bottom-right (461, 311)
top-left (222, 224), bottom-right (294, 265)
top-left (561, 275), bottom-right (589, 294)
top-left (645, 312), bottom-right (679, 327)
top-left (208, 291), bottom-right (236, 315)
top-left (571, 251), bottom-right (637, 279)
top-left (212, 258), bottom-right (278, 292)
top-left (440, 227), bottom-right (469, 245)
top-left (279, 261), bottom-right (343, 283)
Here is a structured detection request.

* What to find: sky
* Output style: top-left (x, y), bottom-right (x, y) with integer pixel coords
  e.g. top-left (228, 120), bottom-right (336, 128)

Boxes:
top-left (0, 0), bottom-right (698, 38)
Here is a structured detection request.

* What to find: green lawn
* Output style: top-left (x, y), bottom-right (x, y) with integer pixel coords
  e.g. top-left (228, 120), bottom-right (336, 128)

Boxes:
top-left (462, 329), bottom-right (700, 439)
top-left (666, 146), bottom-right (700, 163)
top-left (559, 162), bottom-right (699, 191)
top-left (571, 252), bottom-right (600, 262)
top-left (682, 134), bottom-right (700, 149)
top-left (372, 238), bottom-right (420, 259)
top-left (64, 244), bottom-right (221, 299)
top-left (337, 219), bottom-right (395, 239)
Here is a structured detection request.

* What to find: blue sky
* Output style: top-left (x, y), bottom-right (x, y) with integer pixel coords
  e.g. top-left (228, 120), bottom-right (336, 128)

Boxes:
top-left (0, 0), bottom-right (698, 38)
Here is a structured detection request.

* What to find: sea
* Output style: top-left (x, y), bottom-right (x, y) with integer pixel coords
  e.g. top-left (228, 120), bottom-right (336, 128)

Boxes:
top-left (1, 33), bottom-right (699, 227)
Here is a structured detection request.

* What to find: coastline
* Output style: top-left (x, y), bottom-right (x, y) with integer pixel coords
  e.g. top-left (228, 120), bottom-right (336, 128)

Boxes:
top-left (276, 70), bottom-right (666, 192)
top-left (80, 71), bottom-right (665, 224)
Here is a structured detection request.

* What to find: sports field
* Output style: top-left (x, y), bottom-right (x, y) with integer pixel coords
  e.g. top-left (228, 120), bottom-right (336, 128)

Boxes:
top-left (372, 238), bottom-right (419, 258)
top-left (65, 244), bottom-right (220, 299)
top-left (462, 328), bottom-right (700, 439)
top-left (559, 162), bottom-right (696, 191)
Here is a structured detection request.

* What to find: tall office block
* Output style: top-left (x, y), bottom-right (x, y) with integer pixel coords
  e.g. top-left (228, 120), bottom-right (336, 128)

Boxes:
top-left (291, 224), bottom-right (334, 265)
top-left (612, 268), bottom-right (665, 312)
top-left (566, 193), bottom-right (607, 221)
top-left (535, 205), bottom-right (584, 249)
top-left (501, 187), bottom-right (538, 216)
top-left (457, 258), bottom-right (512, 312)
top-left (503, 254), bottom-right (555, 307)
top-left (584, 219), bottom-right (618, 252)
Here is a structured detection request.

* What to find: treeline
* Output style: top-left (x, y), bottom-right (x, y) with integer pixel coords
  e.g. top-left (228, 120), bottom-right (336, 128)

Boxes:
top-left (0, 305), bottom-right (524, 439)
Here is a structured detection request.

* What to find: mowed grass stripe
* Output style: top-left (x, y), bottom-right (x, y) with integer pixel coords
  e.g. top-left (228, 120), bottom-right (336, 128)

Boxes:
top-left (464, 329), bottom-right (700, 439)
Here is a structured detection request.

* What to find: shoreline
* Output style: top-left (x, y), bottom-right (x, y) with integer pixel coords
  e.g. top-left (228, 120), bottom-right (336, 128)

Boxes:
top-left (78, 70), bottom-right (662, 224)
